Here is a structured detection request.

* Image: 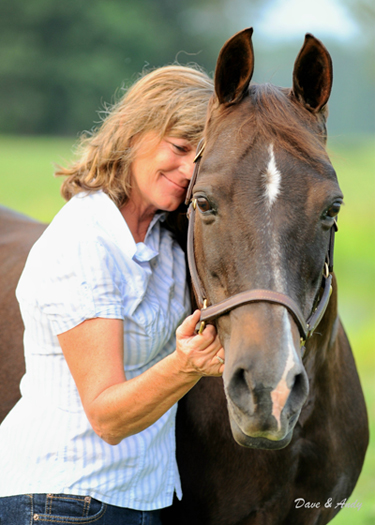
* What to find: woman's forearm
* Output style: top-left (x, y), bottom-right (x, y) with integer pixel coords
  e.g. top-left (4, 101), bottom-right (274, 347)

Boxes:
top-left (88, 351), bottom-right (199, 445)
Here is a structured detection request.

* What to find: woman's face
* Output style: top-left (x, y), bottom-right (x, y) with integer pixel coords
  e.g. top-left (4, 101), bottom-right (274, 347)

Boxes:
top-left (129, 131), bottom-right (196, 214)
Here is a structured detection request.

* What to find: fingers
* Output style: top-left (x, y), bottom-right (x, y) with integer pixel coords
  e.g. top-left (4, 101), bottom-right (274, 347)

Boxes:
top-left (209, 343), bottom-right (225, 376)
top-left (214, 347), bottom-right (225, 365)
top-left (177, 310), bottom-right (201, 338)
top-left (175, 311), bottom-right (225, 378)
top-left (177, 310), bottom-right (216, 346)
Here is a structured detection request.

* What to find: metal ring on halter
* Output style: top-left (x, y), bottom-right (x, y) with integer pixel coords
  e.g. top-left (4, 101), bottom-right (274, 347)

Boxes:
top-left (198, 299), bottom-right (208, 334)
top-left (323, 262), bottom-right (329, 279)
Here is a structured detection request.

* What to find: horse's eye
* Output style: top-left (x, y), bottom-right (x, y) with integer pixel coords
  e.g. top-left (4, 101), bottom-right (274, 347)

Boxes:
top-left (326, 201), bottom-right (342, 218)
top-left (196, 197), bottom-right (212, 213)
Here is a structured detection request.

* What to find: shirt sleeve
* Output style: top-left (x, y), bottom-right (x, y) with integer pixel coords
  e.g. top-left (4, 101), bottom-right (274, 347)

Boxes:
top-left (38, 239), bottom-right (125, 335)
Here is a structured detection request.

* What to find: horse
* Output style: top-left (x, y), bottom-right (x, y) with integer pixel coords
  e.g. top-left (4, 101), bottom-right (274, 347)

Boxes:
top-left (161, 29), bottom-right (368, 524)
top-left (0, 207), bottom-right (46, 423)
top-left (0, 28), bottom-right (368, 525)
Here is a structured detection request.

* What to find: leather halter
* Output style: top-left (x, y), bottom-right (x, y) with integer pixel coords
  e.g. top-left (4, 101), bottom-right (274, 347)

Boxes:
top-left (185, 140), bottom-right (337, 345)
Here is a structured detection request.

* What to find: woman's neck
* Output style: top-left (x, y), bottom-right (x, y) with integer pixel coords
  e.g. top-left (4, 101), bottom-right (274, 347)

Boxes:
top-left (120, 200), bottom-right (156, 243)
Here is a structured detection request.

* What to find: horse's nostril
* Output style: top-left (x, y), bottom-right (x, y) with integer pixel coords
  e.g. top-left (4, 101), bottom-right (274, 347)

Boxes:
top-left (287, 372), bottom-right (309, 414)
top-left (227, 368), bottom-right (256, 415)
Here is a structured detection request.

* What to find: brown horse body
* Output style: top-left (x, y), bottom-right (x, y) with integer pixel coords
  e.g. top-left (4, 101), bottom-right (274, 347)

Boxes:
top-left (0, 207), bottom-right (46, 422)
top-left (0, 29), bottom-right (368, 525)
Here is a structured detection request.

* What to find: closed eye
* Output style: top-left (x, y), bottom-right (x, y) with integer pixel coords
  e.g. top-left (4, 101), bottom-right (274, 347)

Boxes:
top-left (173, 143), bottom-right (189, 153)
top-left (165, 138), bottom-right (192, 154)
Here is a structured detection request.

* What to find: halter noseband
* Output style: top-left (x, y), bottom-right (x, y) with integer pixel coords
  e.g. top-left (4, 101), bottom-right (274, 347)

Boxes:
top-left (185, 140), bottom-right (337, 348)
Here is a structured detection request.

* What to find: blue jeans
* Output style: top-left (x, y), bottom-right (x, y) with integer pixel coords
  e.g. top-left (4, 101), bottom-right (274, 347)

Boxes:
top-left (0, 494), bottom-right (162, 524)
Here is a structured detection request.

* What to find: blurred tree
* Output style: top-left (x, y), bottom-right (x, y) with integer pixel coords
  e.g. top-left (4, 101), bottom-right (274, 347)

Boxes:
top-left (343, 0), bottom-right (375, 81)
top-left (344, 0), bottom-right (375, 41)
top-left (0, 0), bottom-right (372, 136)
top-left (0, 0), bottom-right (246, 135)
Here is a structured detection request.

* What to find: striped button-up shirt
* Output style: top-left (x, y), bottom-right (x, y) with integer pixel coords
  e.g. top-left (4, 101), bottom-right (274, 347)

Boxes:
top-left (0, 191), bottom-right (190, 510)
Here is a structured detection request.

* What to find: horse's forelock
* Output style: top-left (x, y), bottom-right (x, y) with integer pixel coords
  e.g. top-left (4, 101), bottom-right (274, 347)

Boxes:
top-left (207, 83), bottom-right (331, 174)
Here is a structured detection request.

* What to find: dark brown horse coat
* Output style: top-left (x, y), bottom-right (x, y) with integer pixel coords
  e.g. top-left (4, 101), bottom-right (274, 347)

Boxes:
top-left (0, 207), bottom-right (46, 422)
top-left (0, 29), bottom-right (368, 525)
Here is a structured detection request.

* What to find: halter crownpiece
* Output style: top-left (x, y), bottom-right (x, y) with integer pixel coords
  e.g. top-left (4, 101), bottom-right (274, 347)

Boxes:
top-left (186, 141), bottom-right (337, 345)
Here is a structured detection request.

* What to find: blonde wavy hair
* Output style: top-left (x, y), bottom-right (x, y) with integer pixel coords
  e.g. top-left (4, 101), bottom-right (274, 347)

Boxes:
top-left (57, 65), bottom-right (214, 207)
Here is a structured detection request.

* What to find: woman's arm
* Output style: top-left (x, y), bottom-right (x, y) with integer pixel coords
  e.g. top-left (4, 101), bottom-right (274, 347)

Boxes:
top-left (57, 310), bottom-right (224, 445)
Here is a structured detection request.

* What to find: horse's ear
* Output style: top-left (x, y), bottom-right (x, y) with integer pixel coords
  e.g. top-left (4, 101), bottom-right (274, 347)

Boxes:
top-left (292, 34), bottom-right (333, 113)
top-left (214, 27), bottom-right (254, 105)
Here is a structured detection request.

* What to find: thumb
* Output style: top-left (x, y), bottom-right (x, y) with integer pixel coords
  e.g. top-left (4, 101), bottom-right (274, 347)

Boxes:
top-left (178, 310), bottom-right (201, 338)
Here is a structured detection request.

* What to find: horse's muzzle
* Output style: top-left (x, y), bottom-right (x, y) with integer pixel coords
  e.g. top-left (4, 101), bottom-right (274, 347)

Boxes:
top-left (221, 305), bottom-right (309, 448)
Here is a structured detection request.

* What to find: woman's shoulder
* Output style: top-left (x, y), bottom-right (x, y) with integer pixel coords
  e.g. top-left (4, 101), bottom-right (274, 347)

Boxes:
top-left (21, 191), bottom-right (139, 286)
top-left (16, 193), bottom-right (129, 314)
top-left (38, 191), bottom-right (130, 251)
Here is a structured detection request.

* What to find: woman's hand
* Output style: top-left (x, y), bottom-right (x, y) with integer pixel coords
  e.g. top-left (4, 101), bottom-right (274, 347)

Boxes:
top-left (174, 310), bottom-right (224, 377)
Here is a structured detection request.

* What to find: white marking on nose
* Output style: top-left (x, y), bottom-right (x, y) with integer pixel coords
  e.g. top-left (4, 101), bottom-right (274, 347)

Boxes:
top-left (271, 310), bottom-right (298, 430)
top-left (264, 144), bottom-right (281, 207)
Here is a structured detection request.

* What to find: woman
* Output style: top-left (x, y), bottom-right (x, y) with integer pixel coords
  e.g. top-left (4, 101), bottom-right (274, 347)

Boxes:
top-left (0, 65), bottom-right (223, 524)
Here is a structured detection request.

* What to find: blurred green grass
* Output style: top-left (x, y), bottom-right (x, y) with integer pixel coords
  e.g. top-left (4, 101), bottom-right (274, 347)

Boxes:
top-left (0, 134), bottom-right (374, 523)
top-left (0, 135), bottom-right (73, 222)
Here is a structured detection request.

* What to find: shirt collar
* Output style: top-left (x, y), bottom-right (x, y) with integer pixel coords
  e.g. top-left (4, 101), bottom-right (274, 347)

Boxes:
top-left (134, 211), bottom-right (167, 263)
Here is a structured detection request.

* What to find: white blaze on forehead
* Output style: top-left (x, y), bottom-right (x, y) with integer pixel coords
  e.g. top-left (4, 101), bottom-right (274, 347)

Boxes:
top-left (270, 310), bottom-right (298, 431)
top-left (263, 143), bottom-right (286, 291)
top-left (264, 144), bottom-right (281, 206)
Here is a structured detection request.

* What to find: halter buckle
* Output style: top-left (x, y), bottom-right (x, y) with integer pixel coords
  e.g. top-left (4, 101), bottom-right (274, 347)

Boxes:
top-left (198, 299), bottom-right (208, 334)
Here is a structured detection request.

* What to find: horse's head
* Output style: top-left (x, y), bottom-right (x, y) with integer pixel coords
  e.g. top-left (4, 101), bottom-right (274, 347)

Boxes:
top-left (188, 29), bottom-right (343, 449)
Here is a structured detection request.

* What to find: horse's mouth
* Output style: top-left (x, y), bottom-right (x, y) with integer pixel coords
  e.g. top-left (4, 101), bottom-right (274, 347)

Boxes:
top-left (228, 413), bottom-right (295, 450)
top-left (226, 398), bottom-right (300, 450)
